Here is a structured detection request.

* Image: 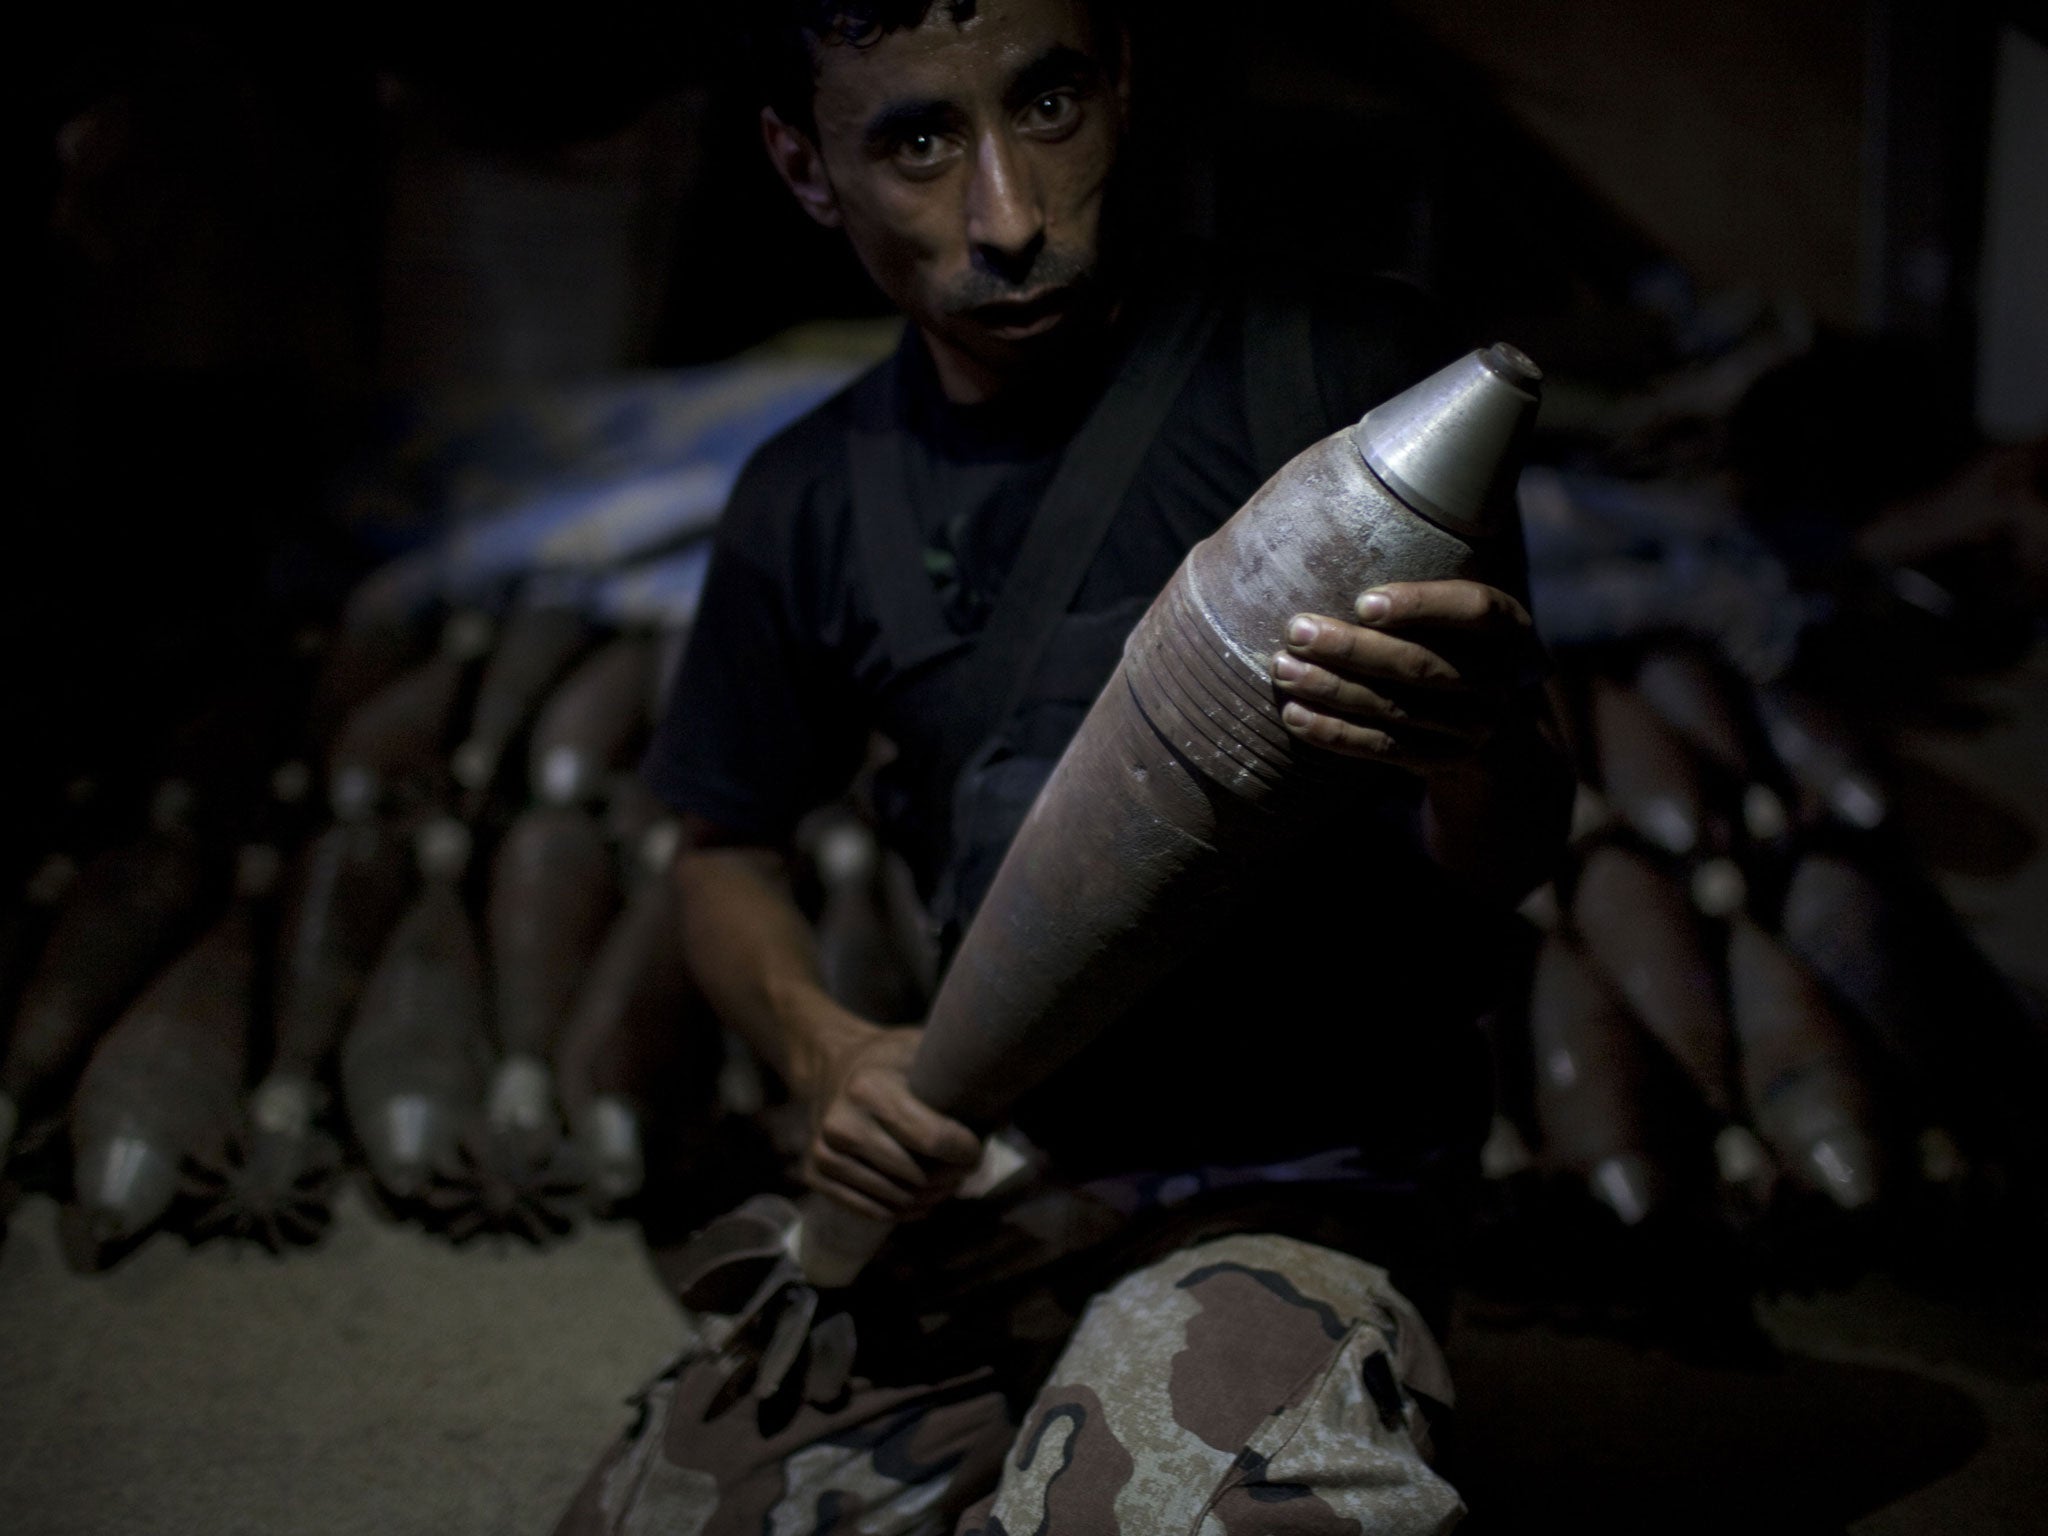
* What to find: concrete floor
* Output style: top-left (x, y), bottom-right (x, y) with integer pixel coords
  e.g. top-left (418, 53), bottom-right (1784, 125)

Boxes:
top-left (0, 1188), bottom-right (691, 1536)
top-left (3, 1182), bottom-right (2043, 1536)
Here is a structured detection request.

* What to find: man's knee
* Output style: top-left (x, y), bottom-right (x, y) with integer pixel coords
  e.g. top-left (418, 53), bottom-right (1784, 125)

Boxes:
top-left (562, 1349), bottom-right (1014, 1536)
top-left (966, 1233), bottom-right (1464, 1535)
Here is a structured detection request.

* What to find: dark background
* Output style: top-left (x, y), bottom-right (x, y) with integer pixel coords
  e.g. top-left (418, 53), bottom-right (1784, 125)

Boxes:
top-left (16, 2), bottom-right (2040, 829)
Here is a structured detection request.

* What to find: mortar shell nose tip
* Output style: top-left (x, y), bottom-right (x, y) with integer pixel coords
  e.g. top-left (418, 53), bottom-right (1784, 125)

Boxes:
top-left (1353, 345), bottom-right (1545, 536)
top-left (76, 1134), bottom-right (177, 1240)
top-left (1591, 1153), bottom-right (1660, 1226)
top-left (1806, 1134), bottom-right (1880, 1210)
top-left (1482, 342), bottom-right (1543, 389)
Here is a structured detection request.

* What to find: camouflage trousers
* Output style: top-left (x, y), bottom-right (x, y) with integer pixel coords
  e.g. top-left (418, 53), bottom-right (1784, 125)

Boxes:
top-left (556, 1229), bottom-right (1463, 1535)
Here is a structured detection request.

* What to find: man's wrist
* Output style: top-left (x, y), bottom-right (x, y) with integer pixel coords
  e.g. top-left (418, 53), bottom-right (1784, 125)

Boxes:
top-left (775, 984), bottom-right (882, 1105)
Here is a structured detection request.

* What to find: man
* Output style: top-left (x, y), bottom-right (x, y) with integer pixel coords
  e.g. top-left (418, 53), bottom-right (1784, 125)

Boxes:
top-left (559, 2), bottom-right (1571, 1531)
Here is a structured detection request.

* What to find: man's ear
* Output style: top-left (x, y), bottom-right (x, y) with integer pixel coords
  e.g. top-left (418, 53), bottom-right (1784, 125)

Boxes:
top-left (761, 107), bottom-right (842, 229)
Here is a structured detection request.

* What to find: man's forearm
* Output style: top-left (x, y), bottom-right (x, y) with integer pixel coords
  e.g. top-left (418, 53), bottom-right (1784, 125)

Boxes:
top-left (673, 837), bottom-right (875, 1105)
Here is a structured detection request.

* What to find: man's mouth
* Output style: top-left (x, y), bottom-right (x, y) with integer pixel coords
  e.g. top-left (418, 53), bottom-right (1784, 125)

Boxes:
top-left (970, 288), bottom-right (1074, 341)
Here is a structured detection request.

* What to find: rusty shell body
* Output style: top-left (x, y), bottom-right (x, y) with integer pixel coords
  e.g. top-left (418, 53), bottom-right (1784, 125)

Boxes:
top-left (1780, 851), bottom-right (1924, 1075)
top-left (327, 653), bottom-right (470, 821)
top-left (910, 382), bottom-right (1528, 1125)
top-left (1587, 675), bottom-right (1714, 858)
top-left (528, 635), bottom-right (658, 807)
top-left (305, 617), bottom-right (436, 752)
top-left (1728, 912), bottom-right (1886, 1209)
top-left (487, 807), bottom-right (619, 1065)
top-left (452, 607), bottom-right (593, 800)
top-left (70, 897), bottom-right (260, 1246)
top-left (340, 879), bottom-right (492, 1199)
top-left (1529, 929), bottom-right (1667, 1224)
top-left (799, 347), bottom-right (1543, 1284)
top-left (272, 819), bottom-right (416, 1078)
top-left (556, 875), bottom-right (706, 1209)
top-left (3, 830), bottom-right (211, 1122)
top-left (1572, 843), bottom-right (1734, 1118)
top-left (1633, 647), bottom-right (1764, 785)
top-left (1755, 685), bottom-right (1888, 831)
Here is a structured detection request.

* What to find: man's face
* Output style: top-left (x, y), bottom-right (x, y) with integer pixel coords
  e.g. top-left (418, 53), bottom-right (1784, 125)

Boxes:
top-left (793, 0), bottom-right (1126, 391)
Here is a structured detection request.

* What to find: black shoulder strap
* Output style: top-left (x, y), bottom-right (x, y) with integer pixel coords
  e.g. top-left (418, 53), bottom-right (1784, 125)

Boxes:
top-left (1241, 286), bottom-right (1327, 479)
top-left (848, 288), bottom-right (1222, 802)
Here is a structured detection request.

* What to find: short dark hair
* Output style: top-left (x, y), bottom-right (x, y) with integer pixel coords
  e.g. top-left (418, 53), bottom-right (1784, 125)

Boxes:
top-left (752, 0), bottom-right (1120, 135)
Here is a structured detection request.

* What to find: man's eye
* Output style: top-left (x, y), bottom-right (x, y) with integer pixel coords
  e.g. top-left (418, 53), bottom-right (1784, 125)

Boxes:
top-left (1023, 92), bottom-right (1079, 133)
top-left (892, 131), bottom-right (953, 171)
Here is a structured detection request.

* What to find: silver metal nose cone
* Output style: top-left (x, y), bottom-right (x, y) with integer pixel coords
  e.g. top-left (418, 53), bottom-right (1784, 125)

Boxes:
top-left (250, 1073), bottom-right (316, 1139)
top-left (1804, 1132), bottom-right (1881, 1210)
top-left (582, 1096), bottom-right (645, 1205)
top-left (415, 817), bottom-right (473, 882)
top-left (1714, 1123), bottom-right (1772, 1188)
top-left (450, 738), bottom-right (495, 792)
top-left (538, 745), bottom-right (590, 806)
top-left (1352, 343), bottom-right (1543, 536)
top-left (1590, 1151), bottom-right (1661, 1226)
top-left (370, 1092), bottom-right (450, 1196)
top-left (76, 1132), bottom-right (179, 1243)
top-left (487, 1056), bottom-right (556, 1135)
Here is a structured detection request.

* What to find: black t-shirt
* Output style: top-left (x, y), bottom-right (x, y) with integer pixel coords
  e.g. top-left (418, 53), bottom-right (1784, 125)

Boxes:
top-left (645, 273), bottom-right (1499, 1177)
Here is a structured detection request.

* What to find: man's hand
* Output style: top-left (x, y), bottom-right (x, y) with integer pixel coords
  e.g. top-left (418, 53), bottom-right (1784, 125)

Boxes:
top-left (800, 1022), bottom-right (984, 1223)
top-left (1270, 579), bottom-right (1545, 773)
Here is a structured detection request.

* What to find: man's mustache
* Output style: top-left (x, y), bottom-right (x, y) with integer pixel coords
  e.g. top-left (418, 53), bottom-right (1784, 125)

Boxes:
top-left (939, 246), bottom-right (1097, 314)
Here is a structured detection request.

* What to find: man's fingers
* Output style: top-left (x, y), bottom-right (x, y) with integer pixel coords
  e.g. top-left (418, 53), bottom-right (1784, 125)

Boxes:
top-left (1278, 702), bottom-right (1477, 766)
top-left (1353, 580), bottom-right (1532, 634)
top-left (1284, 615), bottom-right (1470, 690)
top-left (808, 1141), bottom-right (920, 1214)
top-left (803, 1154), bottom-right (906, 1222)
top-left (1268, 656), bottom-right (1495, 745)
top-left (849, 1075), bottom-right (982, 1167)
top-left (818, 1104), bottom-right (929, 1189)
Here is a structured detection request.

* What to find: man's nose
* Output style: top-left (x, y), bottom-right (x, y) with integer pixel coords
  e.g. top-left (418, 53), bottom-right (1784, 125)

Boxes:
top-left (964, 132), bottom-right (1045, 284)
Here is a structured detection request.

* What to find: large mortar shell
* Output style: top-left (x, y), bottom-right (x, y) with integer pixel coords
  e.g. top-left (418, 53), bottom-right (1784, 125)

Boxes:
top-left (1572, 843), bottom-right (1735, 1118)
top-left (485, 806), bottom-right (619, 1133)
top-left (450, 606), bottom-right (593, 803)
top-left (1632, 647), bottom-right (1758, 781)
top-left (556, 875), bottom-right (707, 1211)
top-left (69, 849), bottom-right (271, 1250)
top-left (1728, 912), bottom-right (1887, 1209)
top-left (913, 344), bottom-right (1540, 1119)
top-left (1780, 851), bottom-right (1926, 1076)
top-left (304, 614), bottom-right (439, 753)
top-left (801, 346), bottom-right (1542, 1283)
top-left (327, 652), bottom-right (471, 823)
top-left (212, 818), bottom-right (415, 1235)
top-left (271, 819), bottom-right (416, 1079)
top-left (528, 635), bottom-right (658, 808)
top-left (1587, 676), bottom-right (1717, 859)
top-left (340, 821), bottom-right (490, 1201)
top-left (1633, 646), bottom-right (1789, 845)
top-left (1755, 684), bottom-right (1888, 831)
top-left (3, 801), bottom-right (213, 1136)
top-left (1, 856), bottom-right (80, 1107)
top-left (1529, 930), bottom-right (1669, 1225)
